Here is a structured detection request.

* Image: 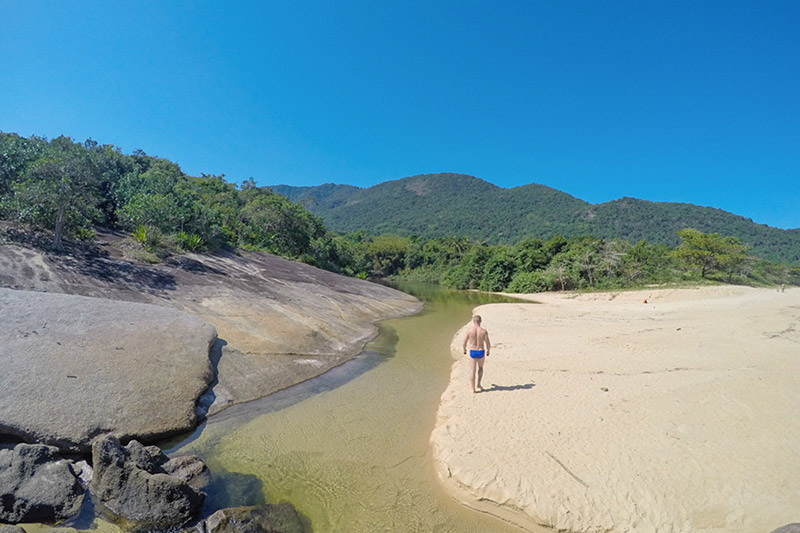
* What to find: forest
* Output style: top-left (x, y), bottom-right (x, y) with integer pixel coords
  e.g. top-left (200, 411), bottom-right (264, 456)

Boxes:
top-left (274, 174), bottom-right (800, 265)
top-left (1, 133), bottom-right (798, 292)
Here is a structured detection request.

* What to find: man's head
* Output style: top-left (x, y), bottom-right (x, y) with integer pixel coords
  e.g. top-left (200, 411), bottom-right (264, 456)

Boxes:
top-left (472, 315), bottom-right (482, 325)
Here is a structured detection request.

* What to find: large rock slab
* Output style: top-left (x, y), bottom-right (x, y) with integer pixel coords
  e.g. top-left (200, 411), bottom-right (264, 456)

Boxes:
top-left (0, 242), bottom-right (421, 414)
top-left (0, 288), bottom-right (216, 452)
top-left (0, 443), bottom-right (84, 523)
top-left (90, 435), bottom-right (205, 530)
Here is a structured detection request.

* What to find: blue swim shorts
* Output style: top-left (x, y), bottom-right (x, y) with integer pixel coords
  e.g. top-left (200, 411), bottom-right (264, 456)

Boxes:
top-left (469, 350), bottom-right (485, 359)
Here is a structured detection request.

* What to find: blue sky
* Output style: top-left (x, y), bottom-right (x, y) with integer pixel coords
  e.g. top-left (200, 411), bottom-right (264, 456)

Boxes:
top-left (2, 1), bottom-right (798, 229)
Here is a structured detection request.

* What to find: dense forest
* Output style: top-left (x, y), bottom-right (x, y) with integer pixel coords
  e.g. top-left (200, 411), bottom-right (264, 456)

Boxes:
top-left (1, 133), bottom-right (797, 292)
top-left (273, 173), bottom-right (800, 264)
top-left (0, 132), bottom-right (350, 268)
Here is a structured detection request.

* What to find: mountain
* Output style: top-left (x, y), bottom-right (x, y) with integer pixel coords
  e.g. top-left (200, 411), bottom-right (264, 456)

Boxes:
top-left (270, 173), bottom-right (800, 264)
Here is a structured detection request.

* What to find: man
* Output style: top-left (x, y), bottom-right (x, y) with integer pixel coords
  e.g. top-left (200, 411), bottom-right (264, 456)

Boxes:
top-left (462, 314), bottom-right (491, 393)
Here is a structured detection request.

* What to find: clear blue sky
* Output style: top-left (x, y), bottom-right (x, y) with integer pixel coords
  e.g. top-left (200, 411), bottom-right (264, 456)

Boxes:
top-left (2, 1), bottom-right (798, 229)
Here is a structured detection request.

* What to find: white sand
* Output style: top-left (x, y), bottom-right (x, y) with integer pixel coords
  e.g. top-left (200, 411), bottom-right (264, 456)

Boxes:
top-left (431, 286), bottom-right (800, 532)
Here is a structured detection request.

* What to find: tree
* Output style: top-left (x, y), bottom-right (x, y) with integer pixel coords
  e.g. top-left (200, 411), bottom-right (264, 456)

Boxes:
top-left (479, 251), bottom-right (517, 292)
top-left (675, 228), bottom-right (748, 279)
top-left (364, 235), bottom-right (412, 276)
top-left (3, 137), bottom-right (100, 250)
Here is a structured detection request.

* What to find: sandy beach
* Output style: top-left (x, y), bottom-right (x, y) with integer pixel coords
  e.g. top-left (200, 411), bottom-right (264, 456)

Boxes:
top-left (431, 286), bottom-right (800, 532)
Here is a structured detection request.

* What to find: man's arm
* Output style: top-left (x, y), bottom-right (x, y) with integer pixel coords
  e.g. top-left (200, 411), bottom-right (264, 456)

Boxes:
top-left (485, 330), bottom-right (491, 356)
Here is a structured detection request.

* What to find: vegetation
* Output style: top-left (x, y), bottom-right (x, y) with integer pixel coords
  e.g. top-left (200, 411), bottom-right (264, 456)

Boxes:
top-left (0, 133), bottom-right (342, 267)
top-left (348, 232), bottom-right (800, 292)
top-left (273, 173), bottom-right (800, 264)
top-left (2, 133), bottom-right (797, 293)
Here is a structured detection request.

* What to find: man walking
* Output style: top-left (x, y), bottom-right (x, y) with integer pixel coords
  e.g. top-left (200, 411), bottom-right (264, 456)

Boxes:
top-left (462, 315), bottom-right (491, 393)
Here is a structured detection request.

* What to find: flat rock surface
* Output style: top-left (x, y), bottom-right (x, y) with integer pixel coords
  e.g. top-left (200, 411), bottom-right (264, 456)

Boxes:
top-left (0, 288), bottom-right (216, 452)
top-left (431, 286), bottom-right (800, 533)
top-left (0, 237), bottom-right (421, 415)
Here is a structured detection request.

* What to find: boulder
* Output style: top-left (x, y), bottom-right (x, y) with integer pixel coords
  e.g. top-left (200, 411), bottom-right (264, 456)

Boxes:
top-left (162, 454), bottom-right (212, 492)
top-left (0, 288), bottom-right (217, 452)
top-left (200, 504), bottom-right (306, 533)
top-left (0, 443), bottom-right (83, 524)
top-left (90, 435), bottom-right (204, 529)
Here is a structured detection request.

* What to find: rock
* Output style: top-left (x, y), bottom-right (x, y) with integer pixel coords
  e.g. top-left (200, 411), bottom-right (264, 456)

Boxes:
top-left (0, 243), bottom-right (421, 417)
top-left (0, 287), bottom-right (217, 452)
top-left (201, 504), bottom-right (306, 533)
top-left (90, 435), bottom-right (204, 529)
top-left (0, 526), bottom-right (27, 533)
top-left (71, 459), bottom-right (93, 487)
top-left (162, 454), bottom-right (212, 492)
top-left (771, 525), bottom-right (800, 533)
top-left (0, 443), bottom-right (84, 524)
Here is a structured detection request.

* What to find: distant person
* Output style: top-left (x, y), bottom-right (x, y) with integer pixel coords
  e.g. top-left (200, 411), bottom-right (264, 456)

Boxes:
top-left (781, 283), bottom-right (786, 293)
top-left (462, 315), bottom-right (491, 393)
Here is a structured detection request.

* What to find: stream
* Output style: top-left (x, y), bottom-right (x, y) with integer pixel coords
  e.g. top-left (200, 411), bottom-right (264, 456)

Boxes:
top-left (46, 283), bottom-right (530, 532)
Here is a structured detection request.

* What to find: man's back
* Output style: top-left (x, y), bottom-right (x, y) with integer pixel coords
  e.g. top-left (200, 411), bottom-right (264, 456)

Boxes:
top-left (466, 325), bottom-right (489, 351)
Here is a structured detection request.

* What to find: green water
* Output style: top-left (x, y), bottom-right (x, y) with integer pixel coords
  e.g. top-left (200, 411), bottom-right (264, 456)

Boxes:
top-left (171, 283), bottom-right (528, 532)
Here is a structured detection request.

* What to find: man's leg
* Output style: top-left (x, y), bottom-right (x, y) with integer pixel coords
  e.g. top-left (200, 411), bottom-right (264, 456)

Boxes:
top-left (469, 357), bottom-right (476, 392)
top-left (476, 357), bottom-right (485, 390)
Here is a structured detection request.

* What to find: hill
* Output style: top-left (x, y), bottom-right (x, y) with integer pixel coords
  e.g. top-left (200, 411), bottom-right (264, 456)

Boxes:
top-left (270, 173), bottom-right (800, 264)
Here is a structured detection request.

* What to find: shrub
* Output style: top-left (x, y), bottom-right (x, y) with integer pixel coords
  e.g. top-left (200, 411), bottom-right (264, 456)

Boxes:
top-left (75, 227), bottom-right (96, 241)
top-left (175, 231), bottom-right (205, 252)
top-left (507, 270), bottom-right (553, 293)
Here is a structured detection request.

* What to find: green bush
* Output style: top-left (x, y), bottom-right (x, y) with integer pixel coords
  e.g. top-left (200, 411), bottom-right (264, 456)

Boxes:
top-left (478, 253), bottom-right (517, 292)
top-left (507, 270), bottom-right (552, 293)
top-left (75, 227), bottom-right (96, 241)
top-left (132, 225), bottom-right (148, 244)
top-left (176, 231), bottom-right (205, 252)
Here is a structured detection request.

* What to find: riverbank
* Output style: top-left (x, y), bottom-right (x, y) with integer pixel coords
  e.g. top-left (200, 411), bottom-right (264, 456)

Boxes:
top-left (431, 286), bottom-right (800, 532)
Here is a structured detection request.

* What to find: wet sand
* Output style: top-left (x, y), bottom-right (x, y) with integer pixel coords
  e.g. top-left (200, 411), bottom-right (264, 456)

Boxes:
top-left (431, 286), bottom-right (800, 532)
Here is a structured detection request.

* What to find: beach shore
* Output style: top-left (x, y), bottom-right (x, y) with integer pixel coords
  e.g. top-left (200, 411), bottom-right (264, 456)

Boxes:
top-left (431, 286), bottom-right (800, 532)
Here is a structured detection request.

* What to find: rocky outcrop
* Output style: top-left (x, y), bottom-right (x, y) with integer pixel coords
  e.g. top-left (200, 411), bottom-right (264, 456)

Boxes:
top-left (0, 242), bottom-right (421, 416)
top-left (198, 504), bottom-right (306, 533)
top-left (89, 435), bottom-right (205, 529)
top-left (0, 443), bottom-right (83, 524)
top-left (0, 288), bottom-right (217, 453)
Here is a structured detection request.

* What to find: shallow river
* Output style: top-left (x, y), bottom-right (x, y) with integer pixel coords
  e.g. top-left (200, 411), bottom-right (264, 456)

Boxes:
top-left (50, 283), bottom-right (529, 532)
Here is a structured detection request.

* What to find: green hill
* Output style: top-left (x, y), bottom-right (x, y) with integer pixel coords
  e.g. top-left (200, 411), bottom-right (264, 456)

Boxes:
top-left (270, 173), bottom-right (800, 264)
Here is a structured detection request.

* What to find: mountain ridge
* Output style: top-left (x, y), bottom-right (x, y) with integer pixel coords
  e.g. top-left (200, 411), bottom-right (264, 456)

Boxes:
top-left (270, 173), bottom-right (800, 264)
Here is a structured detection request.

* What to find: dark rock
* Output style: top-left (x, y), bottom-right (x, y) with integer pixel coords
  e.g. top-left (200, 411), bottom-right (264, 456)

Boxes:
top-left (201, 504), bottom-right (306, 533)
top-left (89, 435), bottom-right (204, 529)
top-left (0, 443), bottom-right (83, 524)
top-left (771, 525), bottom-right (800, 533)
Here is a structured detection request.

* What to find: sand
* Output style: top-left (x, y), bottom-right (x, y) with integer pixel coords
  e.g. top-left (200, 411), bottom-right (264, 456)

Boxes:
top-left (431, 286), bottom-right (800, 533)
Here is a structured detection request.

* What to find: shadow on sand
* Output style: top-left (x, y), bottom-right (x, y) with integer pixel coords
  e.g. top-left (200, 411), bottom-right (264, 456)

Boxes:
top-left (480, 382), bottom-right (535, 392)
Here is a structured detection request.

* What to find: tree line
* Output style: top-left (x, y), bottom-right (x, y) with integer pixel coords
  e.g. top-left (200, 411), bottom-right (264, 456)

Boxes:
top-left (1, 132), bottom-right (797, 291)
top-left (346, 229), bottom-right (799, 291)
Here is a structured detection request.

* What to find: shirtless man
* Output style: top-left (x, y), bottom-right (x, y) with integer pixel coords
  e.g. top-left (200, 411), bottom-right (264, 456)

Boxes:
top-left (462, 315), bottom-right (491, 393)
